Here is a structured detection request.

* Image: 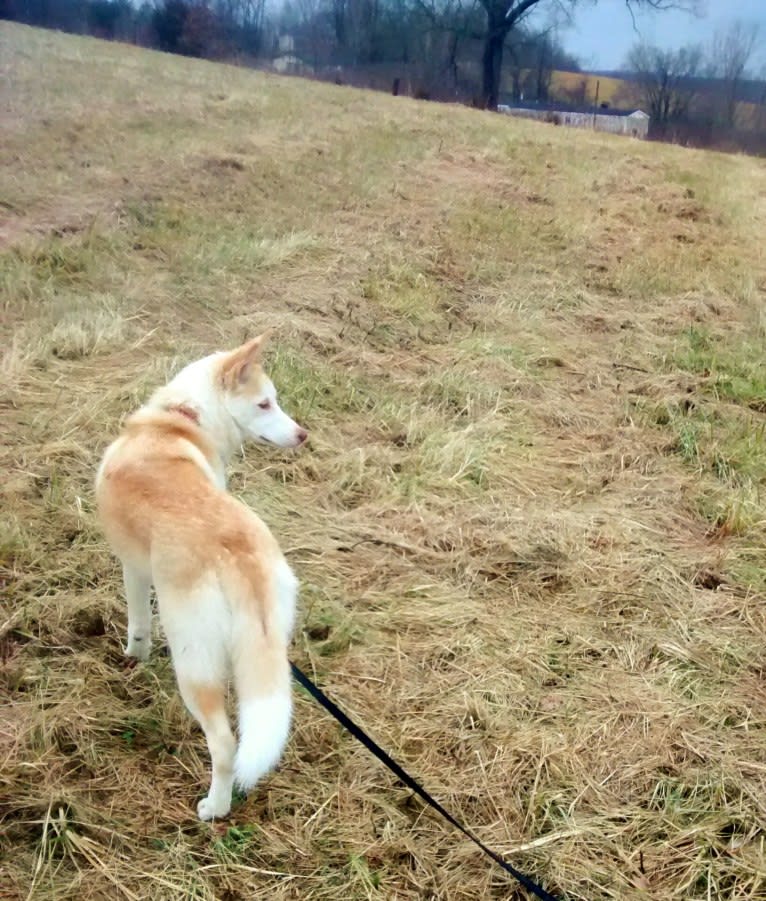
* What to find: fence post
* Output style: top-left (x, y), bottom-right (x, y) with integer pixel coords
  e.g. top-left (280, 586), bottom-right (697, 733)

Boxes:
top-left (593, 79), bottom-right (600, 129)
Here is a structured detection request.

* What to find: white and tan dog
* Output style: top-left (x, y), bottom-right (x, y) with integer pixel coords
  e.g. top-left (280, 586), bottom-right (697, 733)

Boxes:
top-left (96, 334), bottom-right (306, 820)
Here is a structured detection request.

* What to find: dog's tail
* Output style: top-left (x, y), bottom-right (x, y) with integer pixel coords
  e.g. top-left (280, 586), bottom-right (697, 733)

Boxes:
top-left (231, 613), bottom-right (292, 791)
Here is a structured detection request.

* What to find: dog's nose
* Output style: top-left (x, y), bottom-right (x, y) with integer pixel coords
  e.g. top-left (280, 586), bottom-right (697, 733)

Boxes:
top-left (296, 428), bottom-right (308, 445)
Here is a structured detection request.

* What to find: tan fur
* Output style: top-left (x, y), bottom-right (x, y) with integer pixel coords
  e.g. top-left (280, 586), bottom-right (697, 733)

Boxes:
top-left (98, 410), bottom-right (279, 598)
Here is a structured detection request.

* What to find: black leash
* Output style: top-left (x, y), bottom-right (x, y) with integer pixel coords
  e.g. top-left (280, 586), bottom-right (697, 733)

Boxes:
top-left (291, 662), bottom-right (561, 901)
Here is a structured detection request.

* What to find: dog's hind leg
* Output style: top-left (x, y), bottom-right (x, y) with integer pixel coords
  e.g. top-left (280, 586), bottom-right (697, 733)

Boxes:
top-left (160, 584), bottom-right (236, 820)
top-left (176, 676), bottom-right (236, 821)
top-left (123, 564), bottom-right (152, 661)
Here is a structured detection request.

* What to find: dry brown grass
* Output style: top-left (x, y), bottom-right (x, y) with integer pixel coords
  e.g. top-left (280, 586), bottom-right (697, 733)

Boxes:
top-left (2, 21), bottom-right (766, 901)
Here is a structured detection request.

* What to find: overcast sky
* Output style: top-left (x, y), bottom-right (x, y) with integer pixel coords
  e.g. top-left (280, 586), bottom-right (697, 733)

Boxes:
top-left (558, 0), bottom-right (766, 72)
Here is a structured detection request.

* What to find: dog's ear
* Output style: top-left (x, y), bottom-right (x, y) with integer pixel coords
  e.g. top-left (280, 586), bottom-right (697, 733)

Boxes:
top-left (221, 331), bottom-right (271, 387)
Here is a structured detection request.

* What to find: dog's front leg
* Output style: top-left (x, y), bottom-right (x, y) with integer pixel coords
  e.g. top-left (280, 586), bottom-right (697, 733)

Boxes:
top-left (123, 564), bottom-right (152, 660)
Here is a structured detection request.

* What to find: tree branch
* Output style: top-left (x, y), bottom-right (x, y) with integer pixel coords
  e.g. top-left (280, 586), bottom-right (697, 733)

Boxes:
top-left (506, 0), bottom-right (545, 25)
top-left (625, 0), bottom-right (702, 14)
top-left (412, 0), bottom-right (485, 41)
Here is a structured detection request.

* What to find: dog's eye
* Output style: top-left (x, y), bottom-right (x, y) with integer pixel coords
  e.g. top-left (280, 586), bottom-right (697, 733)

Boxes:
top-left (258, 399), bottom-right (271, 411)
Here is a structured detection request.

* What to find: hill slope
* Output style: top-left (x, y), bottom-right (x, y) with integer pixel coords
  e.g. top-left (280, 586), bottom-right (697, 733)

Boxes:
top-left (2, 22), bottom-right (766, 901)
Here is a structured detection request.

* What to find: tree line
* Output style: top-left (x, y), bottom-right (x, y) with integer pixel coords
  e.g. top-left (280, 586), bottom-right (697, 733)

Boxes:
top-left (3, 0), bottom-right (694, 111)
top-left (1, 1), bottom-right (268, 57)
top-left (4, 1), bottom-right (764, 152)
top-left (623, 20), bottom-right (765, 153)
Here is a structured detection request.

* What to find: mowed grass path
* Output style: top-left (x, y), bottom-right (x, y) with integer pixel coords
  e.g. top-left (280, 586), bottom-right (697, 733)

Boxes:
top-left (2, 22), bottom-right (766, 901)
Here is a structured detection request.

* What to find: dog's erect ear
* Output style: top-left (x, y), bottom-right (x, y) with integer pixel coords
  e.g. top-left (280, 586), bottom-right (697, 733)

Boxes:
top-left (221, 332), bottom-right (271, 387)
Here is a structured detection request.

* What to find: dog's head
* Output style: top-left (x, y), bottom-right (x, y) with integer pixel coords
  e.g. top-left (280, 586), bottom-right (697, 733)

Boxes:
top-left (218, 333), bottom-right (307, 449)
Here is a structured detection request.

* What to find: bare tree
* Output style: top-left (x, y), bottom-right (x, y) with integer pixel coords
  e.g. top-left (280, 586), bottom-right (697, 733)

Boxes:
top-left (212, 0), bottom-right (267, 52)
top-left (708, 20), bottom-right (760, 127)
top-left (347, 0), bottom-right (382, 63)
top-left (530, 28), bottom-right (554, 101)
top-left (473, 0), bottom-right (699, 111)
top-left (502, 25), bottom-right (572, 102)
top-left (412, 0), bottom-right (483, 94)
top-left (624, 42), bottom-right (703, 133)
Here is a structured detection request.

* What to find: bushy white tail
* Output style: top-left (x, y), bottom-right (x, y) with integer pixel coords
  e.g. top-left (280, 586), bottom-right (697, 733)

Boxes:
top-left (232, 626), bottom-right (292, 791)
top-left (234, 693), bottom-right (292, 789)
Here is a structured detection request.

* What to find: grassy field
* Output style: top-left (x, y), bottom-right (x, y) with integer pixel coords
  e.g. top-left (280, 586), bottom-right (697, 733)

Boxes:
top-left (549, 71), bottom-right (628, 107)
top-left (2, 21), bottom-right (766, 901)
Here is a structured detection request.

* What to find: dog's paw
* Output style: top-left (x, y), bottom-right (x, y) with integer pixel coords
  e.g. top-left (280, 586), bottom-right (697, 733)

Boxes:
top-left (197, 795), bottom-right (230, 822)
top-left (125, 638), bottom-right (151, 661)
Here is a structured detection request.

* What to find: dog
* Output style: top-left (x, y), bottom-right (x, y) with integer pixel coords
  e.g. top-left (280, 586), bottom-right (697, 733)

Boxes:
top-left (95, 333), bottom-right (306, 820)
